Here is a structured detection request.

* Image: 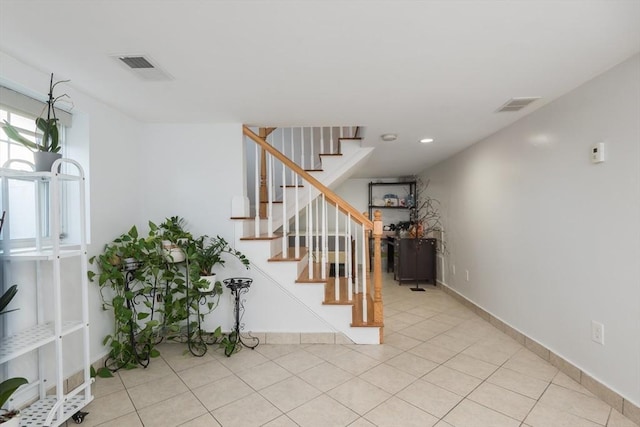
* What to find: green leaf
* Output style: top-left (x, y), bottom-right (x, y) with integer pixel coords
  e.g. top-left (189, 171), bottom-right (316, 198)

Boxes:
top-left (2, 121), bottom-right (39, 150)
top-left (0, 377), bottom-right (28, 408)
top-left (137, 312), bottom-right (150, 320)
top-left (149, 349), bottom-right (161, 358)
top-left (96, 367), bottom-right (114, 378)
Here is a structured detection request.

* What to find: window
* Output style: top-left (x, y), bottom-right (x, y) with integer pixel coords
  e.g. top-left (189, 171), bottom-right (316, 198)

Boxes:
top-left (0, 96), bottom-right (69, 242)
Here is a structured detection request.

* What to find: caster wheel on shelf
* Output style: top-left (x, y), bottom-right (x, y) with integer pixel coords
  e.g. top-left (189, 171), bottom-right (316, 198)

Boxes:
top-left (72, 411), bottom-right (89, 423)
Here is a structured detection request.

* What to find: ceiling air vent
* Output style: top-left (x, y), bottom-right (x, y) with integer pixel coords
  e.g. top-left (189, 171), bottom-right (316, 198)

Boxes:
top-left (112, 54), bottom-right (173, 81)
top-left (119, 56), bottom-right (155, 69)
top-left (496, 97), bottom-right (540, 112)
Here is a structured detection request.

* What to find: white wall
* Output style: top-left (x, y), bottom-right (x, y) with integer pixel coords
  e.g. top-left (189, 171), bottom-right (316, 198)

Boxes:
top-left (420, 54), bottom-right (640, 405)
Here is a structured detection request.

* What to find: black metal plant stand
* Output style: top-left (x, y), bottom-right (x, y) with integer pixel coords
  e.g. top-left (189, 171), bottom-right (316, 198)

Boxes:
top-left (105, 260), bottom-right (156, 371)
top-left (223, 277), bottom-right (259, 357)
top-left (185, 259), bottom-right (212, 357)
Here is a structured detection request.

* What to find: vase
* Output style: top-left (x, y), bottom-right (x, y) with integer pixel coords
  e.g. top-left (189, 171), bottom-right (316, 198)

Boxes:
top-left (199, 274), bottom-right (217, 293)
top-left (161, 240), bottom-right (186, 263)
top-left (34, 151), bottom-right (62, 172)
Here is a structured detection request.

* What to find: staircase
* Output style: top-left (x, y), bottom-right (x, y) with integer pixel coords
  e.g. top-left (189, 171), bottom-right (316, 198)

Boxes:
top-left (231, 126), bottom-right (385, 344)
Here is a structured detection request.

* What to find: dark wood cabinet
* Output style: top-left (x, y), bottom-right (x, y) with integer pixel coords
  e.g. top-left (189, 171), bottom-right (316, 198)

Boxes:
top-left (394, 237), bottom-right (437, 285)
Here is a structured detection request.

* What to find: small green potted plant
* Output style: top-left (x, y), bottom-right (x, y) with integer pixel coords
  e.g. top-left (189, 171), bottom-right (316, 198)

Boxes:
top-left (158, 216), bottom-right (192, 263)
top-left (0, 285), bottom-right (28, 426)
top-left (1, 74), bottom-right (70, 172)
top-left (187, 235), bottom-right (250, 293)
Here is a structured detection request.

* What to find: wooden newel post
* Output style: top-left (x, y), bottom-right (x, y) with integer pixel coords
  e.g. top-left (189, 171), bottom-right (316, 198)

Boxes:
top-left (373, 210), bottom-right (384, 342)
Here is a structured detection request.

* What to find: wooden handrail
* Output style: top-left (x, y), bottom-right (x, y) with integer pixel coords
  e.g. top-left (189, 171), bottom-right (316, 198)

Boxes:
top-left (243, 126), bottom-right (373, 230)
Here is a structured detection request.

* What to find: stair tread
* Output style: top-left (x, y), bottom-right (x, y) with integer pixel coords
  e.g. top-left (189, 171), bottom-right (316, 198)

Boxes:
top-left (240, 234), bottom-right (282, 241)
top-left (319, 153), bottom-right (342, 157)
top-left (269, 247), bottom-right (308, 262)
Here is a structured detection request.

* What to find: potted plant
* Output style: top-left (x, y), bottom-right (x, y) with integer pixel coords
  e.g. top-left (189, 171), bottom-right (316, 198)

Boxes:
top-left (187, 235), bottom-right (250, 293)
top-left (1, 74), bottom-right (70, 172)
top-left (0, 285), bottom-right (28, 426)
top-left (158, 216), bottom-right (192, 263)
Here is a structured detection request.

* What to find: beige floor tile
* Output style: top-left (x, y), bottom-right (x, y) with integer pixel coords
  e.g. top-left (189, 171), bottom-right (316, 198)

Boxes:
top-left (444, 353), bottom-right (499, 380)
top-left (303, 344), bottom-right (352, 360)
top-left (389, 311), bottom-right (426, 325)
top-left (607, 409), bottom-right (638, 427)
top-left (539, 384), bottom-right (612, 425)
top-left (359, 363), bottom-right (418, 394)
top-left (409, 341), bottom-right (458, 364)
top-left (211, 392), bottom-right (282, 426)
top-left (347, 343), bottom-right (404, 361)
top-left (97, 411), bottom-right (143, 427)
top-left (236, 360), bottom-right (292, 390)
top-left (192, 375), bottom-right (253, 410)
top-left (217, 347), bottom-right (269, 372)
top-left (385, 317), bottom-right (413, 333)
top-left (127, 373), bottom-right (189, 409)
top-left (525, 402), bottom-right (603, 427)
top-left (91, 374), bottom-right (125, 399)
top-left (383, 332), bottom-right (423, 350)
top-left (158, 343), bottom-right (216, 372)
top-left (423, 365), bottom-right (483, 396)
top-left (177, 359), bottom-right (234, 389)
top-left (327, 377), bottom-right (392, 415)
top-left (552, 371), bottom-right (594, 397)
top-left (260, 376), bottom-right (322, 412)
top-left (297, 361), bottom-right (354, 392)
top-left (385, 351), bottom-right (439, 377)
top-left (117, 357), bottom-right (175, 389)
top-left (348, 418), bottom-right (377, 427)
top-left (396, 379), bottom-right (464, 418)
top-left (137, 391), bottom-right (207, 427)
top-left (486, 367), bottom-right (550, 400)
top-left (364, 396), bottom-right (439, 427)
top-left (427, 333), bottom-right (473, 353)
top-left (461, 341), bottom-right (517, 366)
top-left (468, 382), bottom-right (537, 421)
top-left (262, 414), bottom-right (300, 427)
top-left (324, 349), bottom-right (380, 375)
top-left (434, 421), bottom-right (456, 427)
top-left (255, 344), bottom-right (302, 359)
top-left (287, 395), bottom-right (359, 427)
top-left (399, 324), bottom-right (445, 341)
top-left (78, 389), bottom-right (136, 427)
top-left (443, 399), bottom-right (520, 427)
top-left (179, 413), bottom-right (222, 426)
top-left (502, 348), bottom-right (558, 382)
top-left (273, 349), bottom-right (324, 374)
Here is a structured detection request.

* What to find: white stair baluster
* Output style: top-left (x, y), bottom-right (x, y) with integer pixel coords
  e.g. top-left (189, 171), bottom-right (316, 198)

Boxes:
top-left (308, 186), bottom-right (313, 279)
top-left (294, 169), bottom-right (300, 259)
top-left (330, 126), bottom-right (334, 154)
top-left (347, 213), bottom-right (352, 301)
top-left (310, 127), bottom-right (315, 170)
top-left (254, 142), bottom-right (260, 237)
top-left (301, 127), bottom-right (306, 171)
top-left (281, 129), bottom-right (287, 257)
top-left (361, 227), bottom-right (367, 322)
top-left (334, 203), bottom-right (339, 298)
top-left (267, 150), bottom-right (273, 237)
top-left (321, 194), bottom-right (327, 280)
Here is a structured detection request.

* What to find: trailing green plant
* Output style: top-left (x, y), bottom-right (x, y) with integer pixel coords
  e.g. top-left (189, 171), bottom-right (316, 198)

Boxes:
top-left (88, 224), bottom-right (165, 371)
top-left (89, 216), bottom-right (251, 367)
top-left (0, 285), bottom-right (28, 419)
top-left (1, 73), bottom-right (70, 153)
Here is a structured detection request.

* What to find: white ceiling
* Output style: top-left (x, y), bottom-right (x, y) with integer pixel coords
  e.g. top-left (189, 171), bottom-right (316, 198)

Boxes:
top-left (1, 1), bottom-right (639, 178)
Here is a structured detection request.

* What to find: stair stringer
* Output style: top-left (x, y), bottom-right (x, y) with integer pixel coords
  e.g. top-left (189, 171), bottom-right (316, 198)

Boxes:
top-left (233, 224), bottom-right (380, 344)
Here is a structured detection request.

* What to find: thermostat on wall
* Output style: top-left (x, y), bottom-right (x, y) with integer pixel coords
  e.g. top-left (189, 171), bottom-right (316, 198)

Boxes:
top-left (591, 142), bottom-right (605, 164)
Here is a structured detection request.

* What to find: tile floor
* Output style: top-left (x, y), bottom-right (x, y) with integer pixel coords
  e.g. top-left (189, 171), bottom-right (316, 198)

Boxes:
top-left (77, 274), bottom-right (638, 427)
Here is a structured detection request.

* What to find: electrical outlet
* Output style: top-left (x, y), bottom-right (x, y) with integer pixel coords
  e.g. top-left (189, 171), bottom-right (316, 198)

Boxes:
top-left (465, 270), bottom-right (469, 281)
top-left (591, 321), bottom-right (604, 345)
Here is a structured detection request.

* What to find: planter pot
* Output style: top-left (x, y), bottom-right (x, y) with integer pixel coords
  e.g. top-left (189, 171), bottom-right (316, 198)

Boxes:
top-left (199, 274), bottom-right (217, 293)
top-left (34, 151), bottom-right (62, 172)
top-left (123, 257), bottom-right (142, 271)
top-left (161, 240), bottom-right (186, 263)
top-left (0, 409), bottom-right (21, 426)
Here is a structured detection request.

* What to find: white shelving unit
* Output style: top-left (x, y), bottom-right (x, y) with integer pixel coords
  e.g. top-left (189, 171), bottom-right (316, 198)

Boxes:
top-left (0, 158), bottom-right (92, 426)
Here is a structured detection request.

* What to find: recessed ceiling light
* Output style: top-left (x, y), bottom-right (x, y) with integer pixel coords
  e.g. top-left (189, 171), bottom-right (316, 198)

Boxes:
top-left (381, 133), bottom-right (398, 142)
top-left (420, 138), bottom-right (434, 144)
